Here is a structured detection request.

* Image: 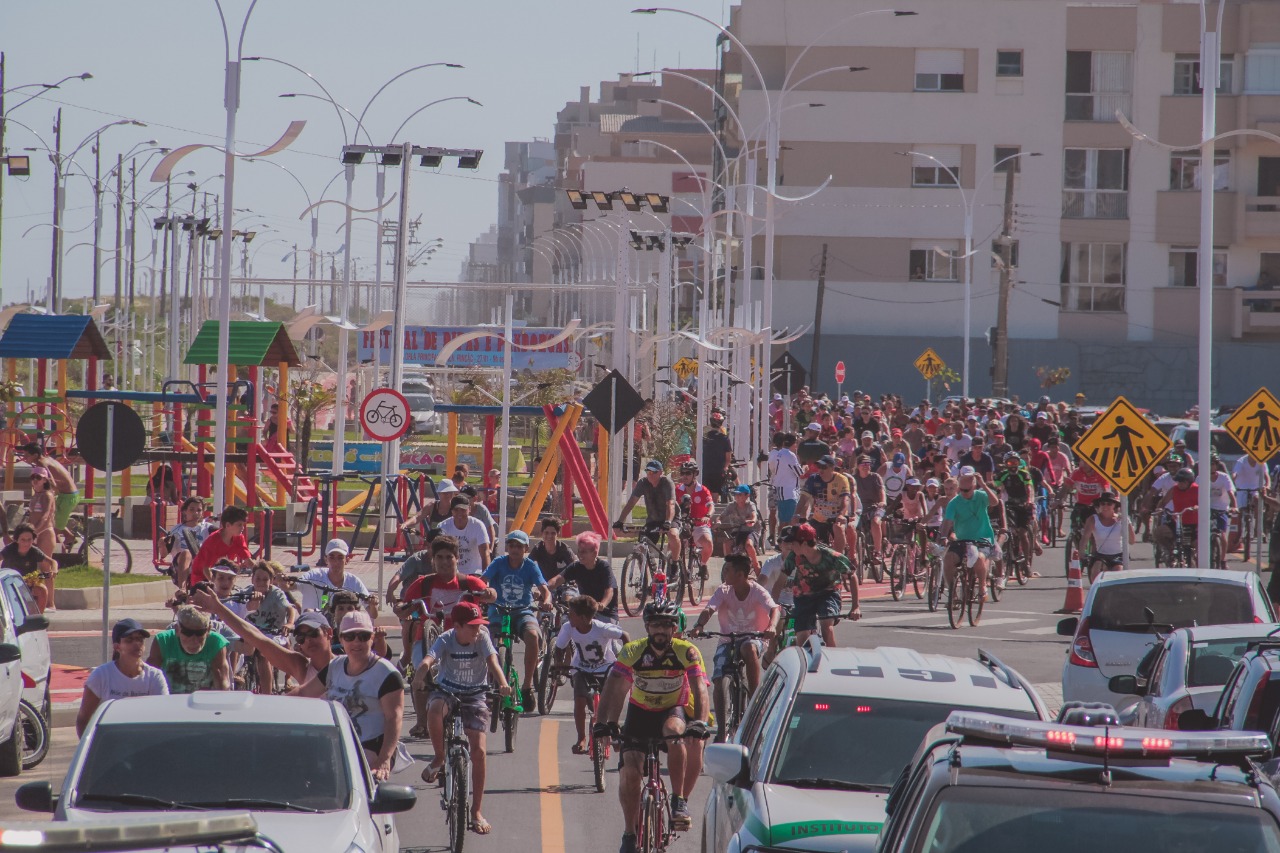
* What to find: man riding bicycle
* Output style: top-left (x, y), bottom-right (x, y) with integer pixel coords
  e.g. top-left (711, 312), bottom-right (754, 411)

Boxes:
top-left (615, 460), bottom-right (682, 566)
top-left (596, 598), bottom-right (709, 852)
top-left (782, 523), bottom-right (857, 648)
top-left (1079, 491), bottom-right (1133, 581)
top-left (940, 467), bottom-right (1000, 597)
top-left (674, 460), bottom-right (714, 579)
top-left (796, 455), bottom-right (854, 553)
top-left (851, 455), bottom-right (887, 560)
top-left (716, 485), bottom-right (761, 572)
top-left (1065, 457), bottom-right (1112, 537)
top-left (1152, 467), bottom-right (1200, 562)
top-left (994, 453), bottom-right (1038, 575)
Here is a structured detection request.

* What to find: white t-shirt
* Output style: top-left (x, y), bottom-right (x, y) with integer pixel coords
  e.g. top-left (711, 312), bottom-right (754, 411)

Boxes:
top-left (941, 434), bottom-right (972, 463)
top-left (554, 619), bottom-right (626, 674)
top-left (1152, 471), bottom-right (1175, 496)
top-left (768, 448), bottom-right (803, 501)
top-left (1209, 471), bottom-right (1236, 512)
top-left (882, 465), bottom-right (910, 500)
top-left (84, 661), bottom-right (169, 701)
top-left (296, 567), bottom-right (371, 612)
top-left (439, 516), bottom-right (492, 576)
top-left (1233, 458), bottom-right (1268, 492)
top-left (705, 581), bottom-right (778, 644)
top-left (757, 554), bottom-right (794, 606)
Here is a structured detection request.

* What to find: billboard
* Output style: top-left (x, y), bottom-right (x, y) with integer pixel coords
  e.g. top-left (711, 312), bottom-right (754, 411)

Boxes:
top-left (357, 326), bottom-right (572, 370)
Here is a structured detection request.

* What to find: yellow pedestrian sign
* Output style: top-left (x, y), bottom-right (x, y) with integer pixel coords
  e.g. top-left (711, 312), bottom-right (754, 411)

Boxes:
top-left (672, 357), bottom-right (699, 384)
top-left (914, 348), bottom-right (945, 380)
top-left (1074, 396), bottom-right (1171, 495)
top-left (1223, 387), bottom-right (1280, 464)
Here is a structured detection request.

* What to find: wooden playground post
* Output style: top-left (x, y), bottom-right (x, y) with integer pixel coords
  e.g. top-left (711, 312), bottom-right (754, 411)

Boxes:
top-left (597, 423), bottom-right (609, 520)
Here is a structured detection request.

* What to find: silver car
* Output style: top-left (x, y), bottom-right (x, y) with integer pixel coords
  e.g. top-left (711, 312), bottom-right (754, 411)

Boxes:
top-left (1109, 623), bottom-right (1279, 729)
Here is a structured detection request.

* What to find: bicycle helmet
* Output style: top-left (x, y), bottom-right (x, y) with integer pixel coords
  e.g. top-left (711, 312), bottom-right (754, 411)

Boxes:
top-left (1003, 451), bottom-right (1020, 463)
top-left (1174, 467), bottom-right (1195, 483)
top-left (643, 598), bottom-right (681, 623)
top-left (679, 460), bottom-right (698, 474)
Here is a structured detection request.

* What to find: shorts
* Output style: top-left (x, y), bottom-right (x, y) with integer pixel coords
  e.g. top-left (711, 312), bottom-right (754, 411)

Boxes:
top-left (572, 670), bottom-right (608, 699)
top-left (776, 499), bottom-right (797, 524)
top-left (691, 524), bottom-right (713, 541)
top-left (640, 523), bottom-right (675, 546)
top-left (947, 540), bottom-right (994, 562)
top-left (621, 705), bottom-right (685, 752)
top-left (55, 491), bottom-right (80, 529)
top-left (488, 612), bottom-right (537, 639)
top-left (712, 639), bottom-right (765, 679)
top-left (792, 591), bottom-right (842, 632)
top-left (1090, 553), bottom-right (1124, 571)
top-left (811, 519), bottom-right (837, 543)
top-left (1006, 502), bottom-right (1032, 530)
top-left (429, 689), bottom-right (491, 733)
top-left (730, 529), bottom-right (754, 549)
top-left (1212, 510), bottom-right (1230, 534)
top-left (867, 506), bottom-right (887, 521)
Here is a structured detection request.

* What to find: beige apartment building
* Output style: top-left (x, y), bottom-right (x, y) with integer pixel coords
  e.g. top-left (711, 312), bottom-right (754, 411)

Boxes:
top-left (721, 0), bottom-right (1280, 401)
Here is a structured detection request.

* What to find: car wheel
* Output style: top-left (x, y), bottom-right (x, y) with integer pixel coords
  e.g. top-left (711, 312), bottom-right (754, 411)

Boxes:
top-left (0, 716), bottom-right (23, 777)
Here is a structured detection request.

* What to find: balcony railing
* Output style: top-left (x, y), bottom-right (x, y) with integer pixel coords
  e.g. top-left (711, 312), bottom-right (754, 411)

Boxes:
top-left (1060, 284), bottom-right (1125, 313)
top-left (1065, 92), bottom-right (1131, 122)
top-left (1062, 190), bottom-right (1128, 219)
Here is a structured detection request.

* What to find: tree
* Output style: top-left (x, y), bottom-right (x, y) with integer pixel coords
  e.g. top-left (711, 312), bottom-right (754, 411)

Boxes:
top-left (1035, 366), bottom-right (1072, 389)
top-left (645, 398), bottom-right (695, 467)
top-left (286, 378), bottom-right (336, 472)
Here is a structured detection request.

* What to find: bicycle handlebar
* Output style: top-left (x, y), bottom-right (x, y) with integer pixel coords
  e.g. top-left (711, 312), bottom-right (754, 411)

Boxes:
top-left (287, 576), bottom-right (376, 603)
top-left (692, 630), bottom-right (772, 640)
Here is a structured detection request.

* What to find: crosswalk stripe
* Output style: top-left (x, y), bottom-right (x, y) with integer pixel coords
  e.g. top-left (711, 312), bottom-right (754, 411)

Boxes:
top-left (1012, 627), bottom-right (1063, 636)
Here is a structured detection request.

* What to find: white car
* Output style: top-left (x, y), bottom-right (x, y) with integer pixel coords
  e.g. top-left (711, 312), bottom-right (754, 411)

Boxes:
top-left (0, 588), bottom-right (26, 777)
top-left (1059, 569), bottom-right (1276, 706)
top-left (14, 692), bottom-right (415, 852)
top-left (702, 644), bottom-right (1048, 853)
top-left (0, 569), bottom-right (51, 720)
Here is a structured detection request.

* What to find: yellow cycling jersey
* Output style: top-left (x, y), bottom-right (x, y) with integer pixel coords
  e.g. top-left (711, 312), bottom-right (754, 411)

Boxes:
top-left (613, 637), bottom-right (705, 711)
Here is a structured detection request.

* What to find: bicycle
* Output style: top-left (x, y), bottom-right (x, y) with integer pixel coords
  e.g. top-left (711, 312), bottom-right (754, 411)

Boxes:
top-left (671, 511), bottom-right (705, 608)
top-left (1001, 507), bottom-right (1033, 587)
top-left (923, 531), bottom-right (946, 613)
top-left (62, 512), bottom-right (133, 573)
top-left (365, 400), bottom-right (403, 428)
top-left (855, 512), bottom-right (885, 584)
top-left (621, 732), bottom-right (700, 853)
top-left (435, 688), bottom-right (478, 853)
top-left (618, 527), bottom-right (670, 618)
top-left (536, 583), bottom-right (576, 716)
top-left (18, 698), bottom-right (49, 771)
top-left (945, 541), bottom-right (987, 629)
top-left (691, 630), bottom-right (770, 742)
top-left (1154, 508), bottom-right (1199, 569)
top-left (488, 604), bottom-right (525, 753)
top-left (552, 665), bottom-right (611, 792)
top-left (885, 517), bottom-right (926, 602)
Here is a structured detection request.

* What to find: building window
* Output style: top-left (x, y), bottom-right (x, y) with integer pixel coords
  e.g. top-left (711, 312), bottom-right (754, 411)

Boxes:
top-left (1173, 53), bottom-right (1235, 95)
top-left (1259, 157), bottom-right (1280, 197)
top-left (1063, 148), bottom-right (1129, 219)
top-left (1061, 242), bottom-right (1126, 312)
top-left (994, 146), bottom-right (1022, 174)
top-left (1260, 254), bottom-right (1280, 289)
top-left (909, 241), bottom-right (960, 281)
top-left (991, 239), bottom-right (1020, 269)
top-left (1170, 150), bottom-right (1230, 191)
top-left (916, 49), bottom-right (964, 92)
top-left (910, 145), bottom-right (961, 187)
top-left (1065, 50), bottom-right (1132, 121)
top-left (1168, 247), bottom-right (1227, 287)
top-left (996, 50), bottom-right (1023, 78)
top-left (1245, 49), bottom-right (1280, 94)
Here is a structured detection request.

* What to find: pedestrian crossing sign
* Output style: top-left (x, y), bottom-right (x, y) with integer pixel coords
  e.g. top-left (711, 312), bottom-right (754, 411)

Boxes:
top-left (1073, 396), bottom-right (1171, 495)
top-left (672, 357), bottom-right (699, 384)
top-left (1223, 387), bottom-right (1280, 464)
top-left (914, 348), bottom-right (945, 380)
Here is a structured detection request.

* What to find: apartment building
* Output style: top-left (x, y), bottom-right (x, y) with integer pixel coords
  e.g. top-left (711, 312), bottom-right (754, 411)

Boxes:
top-left (724, 0), bottom-right (1280, 404)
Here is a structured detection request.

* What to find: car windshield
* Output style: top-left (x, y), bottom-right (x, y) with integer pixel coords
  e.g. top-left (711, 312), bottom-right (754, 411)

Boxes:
top-left (404, 394), bottom-right (435, 410)
top-left (1188, 638), bottom-right (1256, 687)
top-left (74, 723), bottom-right (351, 811)
top-left (770, 696), bottom-right (1037, 789)
top-left (1181, 429), bottom-right (1246, 458)
top-left (1090, 582), bottom-right (1253, 633)
top-left (915, 786), bottom-right (1280, 853)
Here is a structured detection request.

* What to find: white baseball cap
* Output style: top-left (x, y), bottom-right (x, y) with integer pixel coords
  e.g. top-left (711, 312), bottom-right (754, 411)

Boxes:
top-left (324, 538), bottom-right (350, 557)
top-left (958, 466), bottom-right (977, 477)
top-left (436, 480), bottom-right (459, 494)
top-left (805, 422), bottom-right (822, 432)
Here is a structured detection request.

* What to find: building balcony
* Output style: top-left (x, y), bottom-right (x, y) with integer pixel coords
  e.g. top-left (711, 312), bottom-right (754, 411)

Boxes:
top-left (1159, 95), bottom-right (1241, 145)
top-left (1063, 190), bottom-right (1128, 219)
top-left (1153, 286), bottom-right (1280, 340)
top-left (1245, 197), bottom-right (1280, 240)
top-left (1065, 92), bottom-right (1131, 122)
top-left (1155, 190), bottom-right (1237, 244)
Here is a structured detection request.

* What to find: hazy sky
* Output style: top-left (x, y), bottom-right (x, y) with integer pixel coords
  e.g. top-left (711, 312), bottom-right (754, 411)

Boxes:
top-left (0, 0), bottom-right (727, 306)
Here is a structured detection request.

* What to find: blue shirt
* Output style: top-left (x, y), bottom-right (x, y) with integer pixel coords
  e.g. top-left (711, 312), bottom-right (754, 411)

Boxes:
top-left (482, 555), bottom-right (547, 613)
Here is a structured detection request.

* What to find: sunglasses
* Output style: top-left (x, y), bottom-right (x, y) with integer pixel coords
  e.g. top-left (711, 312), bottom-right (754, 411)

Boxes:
top-left (341, 631), bottom-right (373, 642)
top-left (180, 627), bottom-right (208, 638)
top-left (293, 628), bottom-right (321, 641)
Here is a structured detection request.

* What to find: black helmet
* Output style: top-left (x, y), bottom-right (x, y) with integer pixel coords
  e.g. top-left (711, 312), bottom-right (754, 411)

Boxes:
top-left (679, 460), bottom-right (698, 474)
top-left (1003, 451), bottom-right (1020, 463)
top-left (643, 598), bottom-right (681, 623)
top-left (1174, 467), bottom-right (1195, 483)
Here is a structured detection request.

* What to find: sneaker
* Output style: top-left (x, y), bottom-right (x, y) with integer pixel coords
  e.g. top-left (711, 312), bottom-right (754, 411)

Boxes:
top-left (522, 687), bottom-right (535, 712)
top-left (698, 564), bottom-right (709, 580)
top-left (994, 576), bottom-right (1006, 591)
top-left (670, 796), bottom-right (692, 830)
top-left (619, 833), bottom-right (638, 853)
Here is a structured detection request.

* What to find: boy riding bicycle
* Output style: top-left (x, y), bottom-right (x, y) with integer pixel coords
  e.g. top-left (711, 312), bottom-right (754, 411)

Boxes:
top-left (553, 595), bottom-right (629, 754)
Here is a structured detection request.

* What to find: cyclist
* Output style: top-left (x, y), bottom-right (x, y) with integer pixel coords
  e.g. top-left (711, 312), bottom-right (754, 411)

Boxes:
top-left (796, 454), bottom-right (852, 552)
top-left (76, 619), bottom-right (168, 737)
top-left (327, 590), bottom-right (390, 659)
top-left (399, 479), bottom-right (458, 537)
top-left (994, 453), bottom-right (1037, 578)
top-left (1079, 491), bottom-right (1133, 581)
top-left (1232, 453), bottom-right (1271, 530)
top-left (880, 452), bottom-right (912, 511)
top-left (18, 442), bottom-right (79, 553)
top-left (783, 523), bottom-right (856, 648)
top-left (1, 522), bottom-right (56, 613)
top-left (481, 529), bottom-right (552, 713)
top-left (435, 494), bottom-right (492, 576)
top-left (530, 516), bottom-right (575, 584)
top-left (702, 411), bottom-right (734, 501)
top-left (386, 532), bottom-right (439, 674)
top-left (852, 455), bottom-right (887, 560)
top-left (554, 595), bottom-right (629, 755)
top-left (147, 605), bottom-right (231, 693)
top-left (292, 539), bottom-right (378, 618)
top-left (596, 598), bottom-right (709, 850)
top-left (958, 437), bottom-right (995, 483)
top-left (717, 484), bottom-right (761, 571)
top-left (940, 420), bottom-right (973, 464)
top-left (163, 496), bottom-right (215, 588)
top-left (1064, 457), bottom-right (1112, 540)
top-left (192, 588), bottom-right (334, 691)
top-left (796, 421), bottom-right (831, 467)
top-left (766, 432), bottom-right (803, 545)
top-left (1208, 455), bottom-right (1238, 570)
top-left (855, 430), bottom-right (885, 471)
top-left (940, 467), bottom-right (999, 600)
top-left (690, 553), bottom-right (780, 742)
top-left (188, 506), bottom-right (253, 587)
top-left (1153, 467), bottom-right (1200, 563)
top-left (674, 460), bottom-right (715, 579)
top-left (614, 459), bottom-right (681, 566)
top-left (549, 531), bottom-right (620, 622)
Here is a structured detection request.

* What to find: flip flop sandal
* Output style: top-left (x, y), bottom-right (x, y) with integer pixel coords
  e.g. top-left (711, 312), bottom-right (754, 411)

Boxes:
top-left (469, 818), bottom-right (493, 835)
top-left (571, 743), bottom-right (589, 755)
top-left (420, 762), bottom-right (444, 785)
top-left (408, 725), bottom-right (428, 739)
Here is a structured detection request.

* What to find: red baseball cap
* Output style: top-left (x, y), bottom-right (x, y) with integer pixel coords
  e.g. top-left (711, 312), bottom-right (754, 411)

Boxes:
top-left (891, 428), bottom-right (903, 436)
top-left (451, 602), bottom-right (486, 626)
top-left (793, 523), bottom-right (818, 545)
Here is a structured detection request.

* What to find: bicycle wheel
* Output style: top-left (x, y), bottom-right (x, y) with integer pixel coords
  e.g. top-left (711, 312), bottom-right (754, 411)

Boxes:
top-left (537, 654), bottom-right (558, 716)
top-left (888, 546), bottom-right (905, 602)
top-left (988, 564), bottom-right (1002, 602)
top-left (80, 532), bottom-right (133, 573)
top-left (1211, 536), bottom-right (1223, 571)
top-left (868, 544), bottom-right (884, 585)
top-left (946, 573), bottom-right (965, 629)
top-left (968, 573), bottom-right (985, 627)
top-left (909, 546), bottom-right (924, 600)
top-left (592, 732), bottom-right (607, 793)
top-left (18, 699), bottom-right (48, 770)
top-left (1063, 532), bottom-right (1078, 577)
top-left (448, 752), bottom-right (469, 853)
top-left (620, 552), bottom-right (651, 617)
top-left (853, 531), bottom-right (867, 583)
top-left (685, 545), bottom-right (706, 606)
top-left (504, 707), bottom-right (518, 753)
top-left (1015, 535), bottom-right (1030, 586)
top-left (644, 790), bottom-right (668, 853)
top-left (926, 559), bottom-right (941, 612)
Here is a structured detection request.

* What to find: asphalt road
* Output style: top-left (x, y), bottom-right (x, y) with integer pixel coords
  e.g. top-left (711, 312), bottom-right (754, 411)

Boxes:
top-left (2, 536), bottom-right (1267, 852)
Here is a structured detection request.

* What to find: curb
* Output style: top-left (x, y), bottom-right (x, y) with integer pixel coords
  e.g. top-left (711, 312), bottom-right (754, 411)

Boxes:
top-left (54, 580), bottom-right (173, 611)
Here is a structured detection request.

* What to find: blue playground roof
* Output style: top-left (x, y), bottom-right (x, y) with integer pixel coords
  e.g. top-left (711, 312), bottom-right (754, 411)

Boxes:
top-left (0, 314), bottom-right (111, 360)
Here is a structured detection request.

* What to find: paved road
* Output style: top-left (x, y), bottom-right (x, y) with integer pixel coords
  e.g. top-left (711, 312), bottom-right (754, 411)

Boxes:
top-left (4, 536), bottom-right (1269, 851)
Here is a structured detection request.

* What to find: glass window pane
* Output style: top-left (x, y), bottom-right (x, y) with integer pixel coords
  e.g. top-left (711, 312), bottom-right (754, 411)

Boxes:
top-left (1096, 150), bottom-right (1126, 190)
top-left (1064, 150), bottom-right (1087, 188)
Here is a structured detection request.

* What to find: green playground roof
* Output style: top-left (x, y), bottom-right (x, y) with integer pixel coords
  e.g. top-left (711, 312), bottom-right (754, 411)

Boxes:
top-left (183, 321), bottom-right (302, 367)
top-left (0, 314), bottom-right (111, 360)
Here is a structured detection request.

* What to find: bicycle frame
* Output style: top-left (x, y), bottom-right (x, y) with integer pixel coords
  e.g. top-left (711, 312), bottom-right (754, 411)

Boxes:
top-left (494, 610), bottom-right (523, 715)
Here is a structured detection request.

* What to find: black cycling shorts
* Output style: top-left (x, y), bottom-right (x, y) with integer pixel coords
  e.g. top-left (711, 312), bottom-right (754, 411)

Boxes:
top-left (811, 519), bottom-right (837, 543)
top-left (621, 705), bottom-right (685, 754)
top-left (1006, 502), bottom-right (1032, 530)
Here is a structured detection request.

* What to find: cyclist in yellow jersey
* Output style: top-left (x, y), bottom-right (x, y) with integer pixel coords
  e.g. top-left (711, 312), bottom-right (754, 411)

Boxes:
top-left (597, 598), bottom-right (710, 853)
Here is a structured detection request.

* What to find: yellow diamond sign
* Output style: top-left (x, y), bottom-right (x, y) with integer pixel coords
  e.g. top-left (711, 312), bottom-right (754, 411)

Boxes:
top-left (672, 357), bottom-right (699, 385)
top-left (1223, 387), bottom-right (1280, 464)
top-left (914, 348), bottom-right (945, 380)
top-left (1073, 396), bottom-right (1171, 495)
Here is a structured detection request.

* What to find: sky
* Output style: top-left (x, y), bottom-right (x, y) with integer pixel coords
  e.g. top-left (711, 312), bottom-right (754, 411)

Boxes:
top-left (0, 0), bottom-right (728, 307)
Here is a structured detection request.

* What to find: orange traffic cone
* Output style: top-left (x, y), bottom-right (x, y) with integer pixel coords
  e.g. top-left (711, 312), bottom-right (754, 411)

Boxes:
top-left (1056, 549), bottom-right (1085, 614)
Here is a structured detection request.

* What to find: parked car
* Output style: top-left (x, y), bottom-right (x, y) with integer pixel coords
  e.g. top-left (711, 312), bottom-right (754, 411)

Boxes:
top-left (0, 570), bottom-right (50, 721)
top-left (1169, 424), bottom-right (1247, 469)
top-left (404, 391), bottom-right (440, 434)
top-left (0, 587), bottom-right (27, 777)
top-left (15, 693), bottom-right (415, 852)
top-left (1178, 639), bottom-right (1280, 741)
top-left (1059, 569), bottom-right (1276, 706)
top-left (1108, 623), bottom-right (1277, 729)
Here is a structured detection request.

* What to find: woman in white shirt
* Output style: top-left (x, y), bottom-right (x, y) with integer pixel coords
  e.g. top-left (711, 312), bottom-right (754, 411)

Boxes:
top-left (76, 619), bottom-right (168, 737)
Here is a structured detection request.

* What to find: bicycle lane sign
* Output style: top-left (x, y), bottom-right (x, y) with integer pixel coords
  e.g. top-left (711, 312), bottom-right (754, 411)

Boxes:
top-left (359, 388), bottom-right (411, 442)
top-left (1073, 396), bottom-right (1171, 495)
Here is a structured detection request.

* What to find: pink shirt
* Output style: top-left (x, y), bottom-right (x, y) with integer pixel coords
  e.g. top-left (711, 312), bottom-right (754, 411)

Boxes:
top-left (706, 581), bottom-right (778, 644)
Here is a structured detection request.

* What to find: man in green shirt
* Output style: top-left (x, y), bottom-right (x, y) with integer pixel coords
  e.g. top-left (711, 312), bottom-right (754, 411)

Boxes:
top-left (147, 605), bottom-right (231, 693)
top-left (941, 466), bottom-right (1001, 598)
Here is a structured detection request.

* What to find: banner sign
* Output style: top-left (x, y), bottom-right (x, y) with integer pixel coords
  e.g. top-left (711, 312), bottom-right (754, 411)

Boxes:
top-left (358, 326), bottom-right (573, 369)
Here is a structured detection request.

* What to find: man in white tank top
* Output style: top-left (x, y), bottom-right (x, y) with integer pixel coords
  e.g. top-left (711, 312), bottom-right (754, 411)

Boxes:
top-left (1079, 491), bottom-right (1133, 582)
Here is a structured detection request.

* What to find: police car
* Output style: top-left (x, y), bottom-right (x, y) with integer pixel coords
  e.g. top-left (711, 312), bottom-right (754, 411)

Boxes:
top-left (701, 642), bottom-right (1048, 853)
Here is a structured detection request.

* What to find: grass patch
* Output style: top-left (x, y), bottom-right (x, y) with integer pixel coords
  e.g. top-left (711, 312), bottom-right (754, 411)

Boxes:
top-left (55, 565), bottom-right (166, 588)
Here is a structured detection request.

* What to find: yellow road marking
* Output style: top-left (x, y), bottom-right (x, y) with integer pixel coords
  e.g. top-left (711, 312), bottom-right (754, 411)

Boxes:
top-left (539, 718), bottom-right (565, 853)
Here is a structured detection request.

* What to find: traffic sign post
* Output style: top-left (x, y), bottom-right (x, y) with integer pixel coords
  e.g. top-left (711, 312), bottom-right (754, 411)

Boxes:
top-left (835, 360), bottom-right (846, 398)
top-left (1222, 387), bottom-right (1280, 571)
top-left (359, 388), bottom-right (411, 443)
top-left (673, 356), bottom-right (699, 386)
top-left (914, 348), bottom-right (946, 404)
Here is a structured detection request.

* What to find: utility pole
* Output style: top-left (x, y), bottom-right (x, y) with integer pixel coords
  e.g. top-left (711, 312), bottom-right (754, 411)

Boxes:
top-left (809, 242), bottom-right (828, 384)
top-left (49, 108), bottom-right (62, 312)
top-left (992, 163), bottom-right (1017, 397)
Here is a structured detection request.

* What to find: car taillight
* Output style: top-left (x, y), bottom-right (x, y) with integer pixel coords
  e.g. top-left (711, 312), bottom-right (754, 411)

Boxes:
top-left (1163, 695), bottom-right (1193, 730)
top-left (1255, 616), bottom-right (1265, 624)
top-left (1069, 617), bottom-right (1097, 668)
top-left (1244, 671), bottom-right (1272, 729)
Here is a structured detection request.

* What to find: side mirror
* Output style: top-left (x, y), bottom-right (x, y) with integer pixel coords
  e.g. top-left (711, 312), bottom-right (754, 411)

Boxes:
top-left (15, 781), bottom-right (55, 813)
top-left (0, 644), bottom-right (21, 665)
top-left (1108, 675), bottom-right (1140, 696)
top-left (16, 616), bottom-right (49, 636)
top-left (369, 783), bottom-right (416, 815)
top-left (1178, 709), bottom-right (1215, 731)
top-left (1056, 617), bottom-right (1079, 637)
top-left (704, 743), bottom-right (750, 788)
